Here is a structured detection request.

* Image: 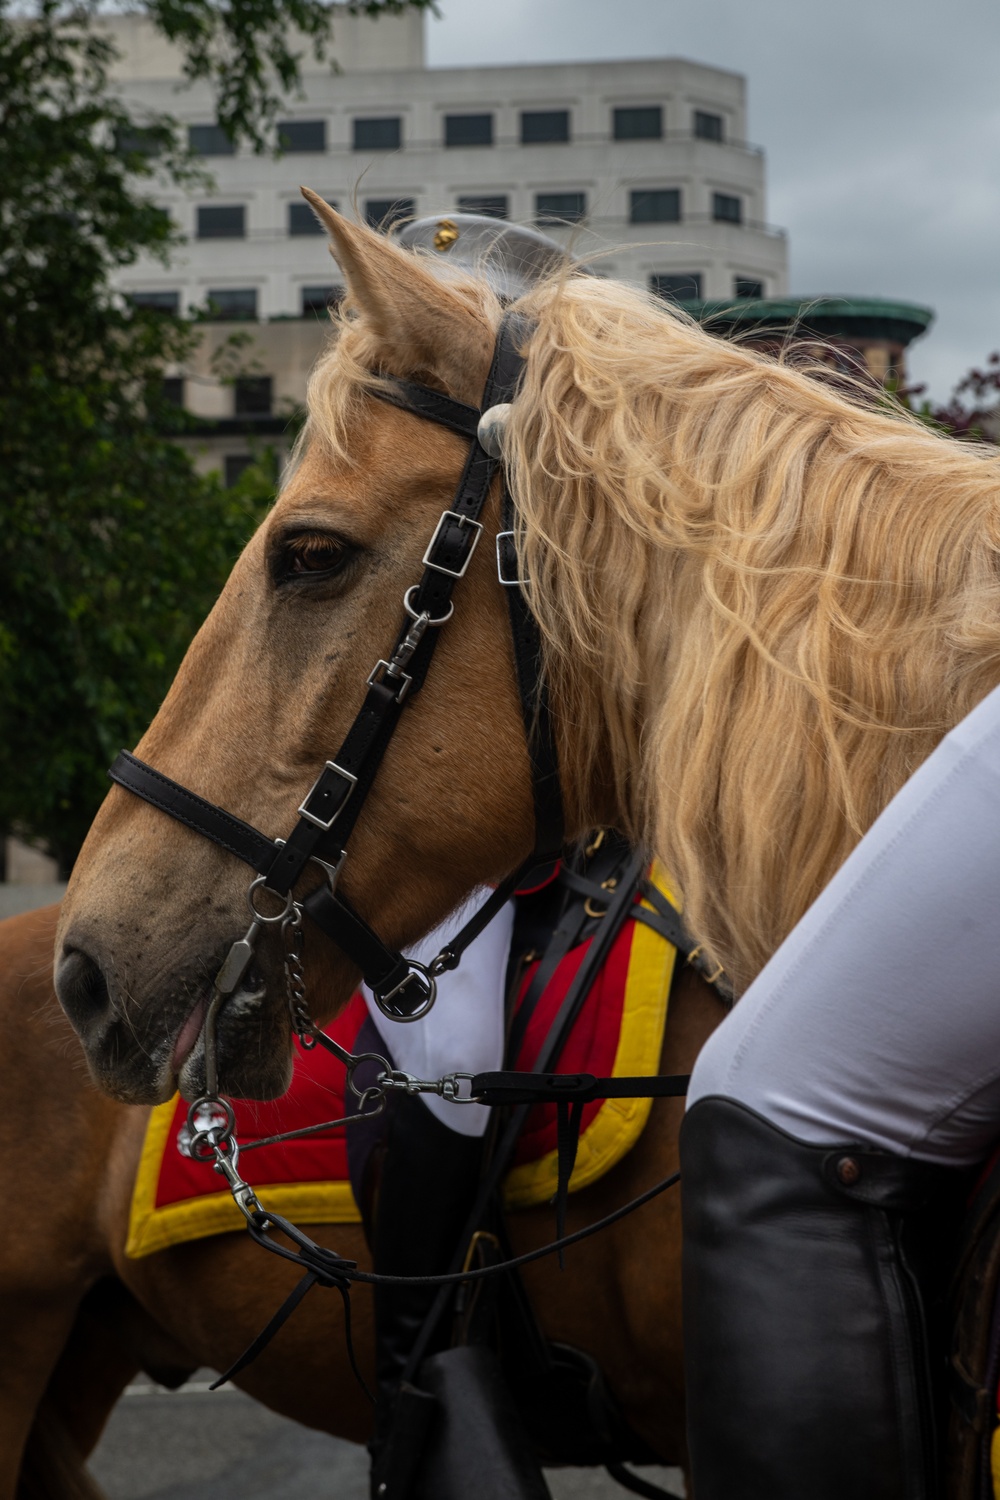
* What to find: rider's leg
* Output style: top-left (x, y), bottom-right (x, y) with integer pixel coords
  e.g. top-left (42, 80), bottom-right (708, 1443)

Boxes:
top-left (682, 679), bottom-right (1000, 1499)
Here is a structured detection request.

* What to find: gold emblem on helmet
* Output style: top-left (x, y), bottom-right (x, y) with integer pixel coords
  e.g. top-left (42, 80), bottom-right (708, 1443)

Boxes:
top-left (433, 219), bottom-right (459, 252)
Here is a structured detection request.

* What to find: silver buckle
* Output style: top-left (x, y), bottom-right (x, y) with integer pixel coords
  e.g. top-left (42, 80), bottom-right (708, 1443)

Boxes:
top-left (496, 531), bottom-right (524, 587)
top-left (297, 761), bottom-right (358, 831)
top-left (367, 659), bottom-right (412, 703)
top-left (422, 510), bottom-right (483, 579)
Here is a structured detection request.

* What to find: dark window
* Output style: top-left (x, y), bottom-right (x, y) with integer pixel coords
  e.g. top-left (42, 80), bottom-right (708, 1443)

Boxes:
top-left (629, 189), bottom-right (681, 224)
top-left (520, 109), bottom-right (569, 144)
top-left (693, 110), bottom-right (724, 142)
top-left (278, 119), bottom-right (326, 153)
top-left (234, 376), bottom-right (272, 416)
top-left (613, 106), bottom-right (662, 141)
top-left (457, 194), bottom-right (509, 219)
top-left (444, 113), bottom-right (493, 148)
top-left (115, 126), bottom-right (162, 157)
top-left (162, 377), bottom-right (185, 406)
top-left (364, 197), bottom-right (415, 230)
top-left (206, 288), bottom-right (258, 320)
top-left (288, 201), bottom-right (327, 236)
top-left (225, 454), bottom-right (254, 487)
top-left (129, 290), bottom-right (180, 314)
top-left (188, 124), bottom-right (235, 156)
top-left (353, 116), bottom-right (402, 151)
top-left (650, 273), bottom-right (702, 301)
top-left (712, 192), bottom-right (742, 224)
top-left (301, 285), bottom-right (343, 317)
top-left (197, 205), bottom-right (245, 239)
top-left (534, 192), bottom-right (586, 225)
top-left (734, 277), bottom-right (764, 299)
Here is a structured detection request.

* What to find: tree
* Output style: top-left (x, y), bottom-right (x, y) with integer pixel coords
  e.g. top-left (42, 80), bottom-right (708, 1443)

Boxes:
top-left (0, 0), bottom-right (432, 872)
top-left (907, 353), bottom-right (1000, 441)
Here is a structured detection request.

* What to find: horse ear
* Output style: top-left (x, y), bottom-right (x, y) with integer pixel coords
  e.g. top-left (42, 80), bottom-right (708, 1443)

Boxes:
top-left (298, 187), bottom-right (490, 394)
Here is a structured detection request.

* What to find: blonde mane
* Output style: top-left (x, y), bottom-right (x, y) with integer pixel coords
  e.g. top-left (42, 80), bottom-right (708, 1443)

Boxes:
top-left (306, 257), bottom-right (1000, 996)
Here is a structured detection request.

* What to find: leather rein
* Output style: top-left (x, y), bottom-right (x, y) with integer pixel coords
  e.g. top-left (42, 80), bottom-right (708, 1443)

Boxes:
top-left (107, 312), bottom-right (563, 1026)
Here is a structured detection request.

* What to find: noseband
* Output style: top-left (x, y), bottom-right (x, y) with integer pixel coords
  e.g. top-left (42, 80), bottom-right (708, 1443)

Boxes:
top-left (107, 313), bottom-right (564, 1021)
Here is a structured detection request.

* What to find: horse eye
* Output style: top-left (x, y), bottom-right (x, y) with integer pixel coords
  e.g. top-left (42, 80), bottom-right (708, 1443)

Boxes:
top-left (280, 534), bottom-right (348, 579)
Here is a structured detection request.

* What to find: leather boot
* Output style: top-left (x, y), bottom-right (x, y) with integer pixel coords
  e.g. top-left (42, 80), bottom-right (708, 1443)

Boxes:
top-left (368, 1093), bottom-right (484, 1499)
top-left (681, 1096), bottom-right (962, 1500)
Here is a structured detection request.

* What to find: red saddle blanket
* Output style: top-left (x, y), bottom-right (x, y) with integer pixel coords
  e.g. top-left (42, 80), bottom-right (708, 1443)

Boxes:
top-left (126, 865), bottom-right (678, 1258)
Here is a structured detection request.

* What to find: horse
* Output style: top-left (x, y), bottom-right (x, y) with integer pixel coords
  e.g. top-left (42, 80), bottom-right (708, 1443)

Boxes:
top-left (2, 900), bottom-right (721, 1496)
top-left (48, 197), bottom-right (1000, 1464)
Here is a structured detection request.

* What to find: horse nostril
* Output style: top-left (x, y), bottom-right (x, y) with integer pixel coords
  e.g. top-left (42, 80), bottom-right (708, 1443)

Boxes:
top-left (57, 947), bottom-right (113, 1038)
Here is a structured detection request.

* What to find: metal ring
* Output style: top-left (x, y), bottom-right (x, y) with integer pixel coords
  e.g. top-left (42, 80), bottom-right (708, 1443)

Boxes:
top-left (345, 1049), bottom-right (395, 1100)
top-left (374, 962), bottom-right (438, 1023)
top-left (185, 1094), bottom-right (237, 1157)
top-left (402, 586), bottom-right (454, 626)
top-left (246, 876), bottom-right (295, 923)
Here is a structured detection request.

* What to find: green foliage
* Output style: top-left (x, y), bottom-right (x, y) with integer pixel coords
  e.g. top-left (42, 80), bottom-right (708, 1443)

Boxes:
top-left (0, 0), bottom-right (430, 868)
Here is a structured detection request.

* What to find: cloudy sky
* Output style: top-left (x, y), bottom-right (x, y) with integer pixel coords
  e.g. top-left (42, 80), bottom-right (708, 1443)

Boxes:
top-left (425, 0), bottom-right (1000, 402)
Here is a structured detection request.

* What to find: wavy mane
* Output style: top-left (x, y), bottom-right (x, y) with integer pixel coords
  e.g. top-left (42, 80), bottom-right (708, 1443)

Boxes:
top-left (509, 277), bottom-right (1000, 992)
top-left (305, 255), bottom-right (1000, 996)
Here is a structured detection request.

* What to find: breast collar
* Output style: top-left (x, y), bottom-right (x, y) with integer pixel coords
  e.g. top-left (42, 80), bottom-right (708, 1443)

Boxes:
top-left (107, 312), bottom-right (564, 1022)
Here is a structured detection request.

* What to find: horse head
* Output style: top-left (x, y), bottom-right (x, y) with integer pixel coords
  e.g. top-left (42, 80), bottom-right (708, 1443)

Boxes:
top-left (55, 197), bottom-right (583, 1105)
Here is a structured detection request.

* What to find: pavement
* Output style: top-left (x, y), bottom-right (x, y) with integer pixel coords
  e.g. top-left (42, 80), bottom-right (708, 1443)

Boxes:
top-left (90, 1376), bottom-right (687, 1499)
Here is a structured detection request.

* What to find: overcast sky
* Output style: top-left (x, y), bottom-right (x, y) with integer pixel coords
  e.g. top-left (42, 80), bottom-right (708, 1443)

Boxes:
top-left (425, 0), bottom-right (1000, 402)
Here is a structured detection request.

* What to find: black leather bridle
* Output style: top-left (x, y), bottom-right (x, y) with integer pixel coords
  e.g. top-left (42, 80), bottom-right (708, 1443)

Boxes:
top-left (107, 313), bottom-right (564, 1021)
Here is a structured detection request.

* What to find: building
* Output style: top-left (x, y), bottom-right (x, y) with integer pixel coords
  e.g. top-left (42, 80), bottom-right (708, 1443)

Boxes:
top-left (105, 7), bottom-right (790, 477)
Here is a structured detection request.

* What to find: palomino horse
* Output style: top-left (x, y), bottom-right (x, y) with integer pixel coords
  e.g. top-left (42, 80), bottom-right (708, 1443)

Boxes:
top-left (3, 901), bottom-right (720, 1496)
top-left (49, 200), bottom-right (1000, 1460)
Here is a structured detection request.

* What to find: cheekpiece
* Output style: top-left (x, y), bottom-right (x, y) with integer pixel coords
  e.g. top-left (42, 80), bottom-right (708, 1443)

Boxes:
top-left (394, 213), bottom-right (583, 301)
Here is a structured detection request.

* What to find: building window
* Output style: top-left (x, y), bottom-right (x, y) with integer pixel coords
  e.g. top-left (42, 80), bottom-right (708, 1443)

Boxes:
top-left (444, 113), bottom-right (493, 148)
top-left (534, 192), bottom-right (586, 225)
top-left (288, 201), bottom-right (327, 236)
top-left (278, 119), bottom-right (326, 153)
top-left (629, 189), bottom-right (681, 224)
top-left (364, 197), bottom-right (415, 230)
top-left (613, 106), bottom-right (663, 141)
top-left (162, 377), bottom-right (185, 406)
top-left (224, 454), bottom-right (254, 487)
top-left (521, 109), bottom-right (570, 144)
top-left (650, 273), bottom-right (702, 301)
top-left (206, 288), bottom-right (258, 320)
top-left (129, 290), bottom-right (180, 314)
top-left (694, 110), bottom-right (724, 142)
top-left (197, 205), bottom-right (245, 239)
top-left (712, 193), bottom-right (743, 224)
top-left (457, 194), bottom-right (509, 219)
top-left (234, 376), bottom-right (272, 416)
top-left (734, 277), bottom-right (764, 299)
top-left (115, 126), bottom-right (162, 157)
top-left (301, 285), bottom-right (343, 317)
top-left (188, 124), bottom-right (235, 156)
top-left (353, 116), bottom-right (402, 151)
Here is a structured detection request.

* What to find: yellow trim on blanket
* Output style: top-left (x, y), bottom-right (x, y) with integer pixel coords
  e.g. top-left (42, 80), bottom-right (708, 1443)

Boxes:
top-left (503, 861), bottom-right (678, 1210)
top-left (126, 862), bottom-right (678, 1256)
top-left (126, 1100), bottom-right (360, 1259)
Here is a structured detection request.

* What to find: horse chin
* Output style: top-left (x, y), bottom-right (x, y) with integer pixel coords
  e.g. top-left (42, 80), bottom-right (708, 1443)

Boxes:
top-left (176, 984), bottom-right (295, 1104)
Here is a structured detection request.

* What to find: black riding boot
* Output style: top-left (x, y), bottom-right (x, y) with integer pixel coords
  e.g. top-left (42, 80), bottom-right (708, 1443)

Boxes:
top-left (681, 1096), bottom-right (962, 1500)
top-left (368, 1093), bottom-right (484, 1500)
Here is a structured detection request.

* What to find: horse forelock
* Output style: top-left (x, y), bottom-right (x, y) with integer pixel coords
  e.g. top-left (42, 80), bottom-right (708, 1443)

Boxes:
top-left (508, 276), bottom-right (1000, 994)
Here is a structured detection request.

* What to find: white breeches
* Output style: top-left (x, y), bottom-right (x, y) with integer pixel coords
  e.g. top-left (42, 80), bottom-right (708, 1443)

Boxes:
top-left (364, 893), bottom-right (513, 1137)
top-left (689, 680), bottom-right (1000, 1167)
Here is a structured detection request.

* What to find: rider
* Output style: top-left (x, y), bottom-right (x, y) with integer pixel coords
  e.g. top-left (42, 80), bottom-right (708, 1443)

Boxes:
top-left (679, 680), bottom-right (1000, 1496)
